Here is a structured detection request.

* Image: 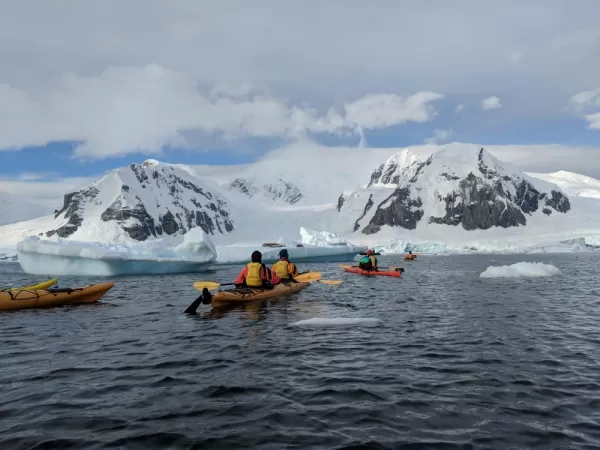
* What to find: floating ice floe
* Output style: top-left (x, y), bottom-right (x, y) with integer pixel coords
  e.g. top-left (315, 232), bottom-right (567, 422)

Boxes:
top-left (16, 227), bottom-right (217, 276)
top-left (479, 261), bottom-right (562, 278)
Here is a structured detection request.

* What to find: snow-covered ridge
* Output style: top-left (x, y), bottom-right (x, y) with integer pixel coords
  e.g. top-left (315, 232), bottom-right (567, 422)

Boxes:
top-left (527, 170), bottom-right (600, 199)
top-left (226, 176), bottom-right (303, 204)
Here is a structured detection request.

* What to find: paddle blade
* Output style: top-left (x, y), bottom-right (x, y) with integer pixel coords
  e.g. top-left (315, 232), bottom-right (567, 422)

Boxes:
top-left (295, 271), bottom-right (322, 282)
top-left (193, 281), bottom-right (221, 291)
top-left (338, 264), bottom-right (352, 269)
top-left (319, 279), bottom-right (342, 285)
top-left (388, 267), bottom-right (405, 273)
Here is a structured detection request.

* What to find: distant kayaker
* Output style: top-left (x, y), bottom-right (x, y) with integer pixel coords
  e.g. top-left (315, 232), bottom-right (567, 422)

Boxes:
top-left (404, 251), bottom-right (417, 261)
top-left (272, 249), bottom-right (299, 281)
top-left (234, 250), bottom-right (281, 288)
top-left (357, 249), bottom-right (378, 271)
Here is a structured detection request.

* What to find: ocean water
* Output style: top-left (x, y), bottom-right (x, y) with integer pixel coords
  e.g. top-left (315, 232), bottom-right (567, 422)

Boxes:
top-left (1, 253), bottom-right (600, 449)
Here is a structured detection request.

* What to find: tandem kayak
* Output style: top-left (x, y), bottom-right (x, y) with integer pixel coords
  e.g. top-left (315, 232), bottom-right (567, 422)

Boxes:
top-left (341, 265), bottom-right (401, 278)
top-left (210, 281), bottom-right (311, 307)
top-left (0, 282), bottom-right (114, 311)
top-left (2, 278), bottom-right (59, 291)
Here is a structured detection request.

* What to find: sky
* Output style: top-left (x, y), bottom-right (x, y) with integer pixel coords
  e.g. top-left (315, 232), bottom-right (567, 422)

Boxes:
top-left (1, 0), bottom-right (600, 197)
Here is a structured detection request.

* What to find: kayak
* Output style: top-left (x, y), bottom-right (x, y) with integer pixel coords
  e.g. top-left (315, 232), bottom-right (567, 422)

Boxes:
top-left (0, 282), bottom-right (114, 311)
top-left (342, 265), bottom-right (401, 278)
top-left (210, 281), bottom-right (311, 307)
top-left (2, 278), bottom-right (58, 291)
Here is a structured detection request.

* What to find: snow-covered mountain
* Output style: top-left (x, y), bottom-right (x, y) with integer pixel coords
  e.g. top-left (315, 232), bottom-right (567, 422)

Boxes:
top-left (30, 159), bottom-right (234, 243)
top-left (339, 145), bottom-right (571, 234)
top-left (367, 150), bottom-right (422, 187)
top-left (0, 192), bottom-right (51, 226)
top-left (3, 142), bottom-right (600, 256)
top-left (527, 170), bottom-right (600, 199)
top-left (226, 176), bottom-right (304, 204)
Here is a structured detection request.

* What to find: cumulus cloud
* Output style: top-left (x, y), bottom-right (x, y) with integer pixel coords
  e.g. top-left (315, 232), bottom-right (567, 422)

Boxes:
top-left (424, 129), bottom-right (453, 144)
top-left (0, 64), bottom-right (444, 159)
top-left (568, 88), bottom-right (600, 129)
top-left (455, 104), bottom-right (465, 113)
top-left (482, 96), bottom-right (502, 110)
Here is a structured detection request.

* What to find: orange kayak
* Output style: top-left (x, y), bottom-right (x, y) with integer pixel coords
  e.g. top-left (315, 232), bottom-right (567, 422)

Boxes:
top-left (0, 282), bottom-right (114, 311)
top-left (209, 281), bottom-right (311, 307)
top-left (343, 266), bottom-right (401, 277)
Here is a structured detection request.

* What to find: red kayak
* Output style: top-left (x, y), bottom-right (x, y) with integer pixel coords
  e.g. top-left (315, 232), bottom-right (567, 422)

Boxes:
top-left (342, 265), bottom-right (401, 277)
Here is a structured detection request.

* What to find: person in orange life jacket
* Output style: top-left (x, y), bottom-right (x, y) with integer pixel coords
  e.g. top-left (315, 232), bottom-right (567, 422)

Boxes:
top-left (404, 250), bottom-right (416, 260)
top-left (358, 249), bottom-right (378, 271)
top-left (234, 250), bottom-right (281, 288)
top-left (272, 249), bottom-right (299, 281)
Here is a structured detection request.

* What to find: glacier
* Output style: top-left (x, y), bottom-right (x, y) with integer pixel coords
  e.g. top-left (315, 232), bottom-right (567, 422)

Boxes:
top-left (16, 227), bottom-right (218, 276)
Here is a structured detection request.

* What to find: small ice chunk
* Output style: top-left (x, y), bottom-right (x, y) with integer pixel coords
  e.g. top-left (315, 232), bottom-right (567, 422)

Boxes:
top-left (479, 261), bottom-right (561, 278)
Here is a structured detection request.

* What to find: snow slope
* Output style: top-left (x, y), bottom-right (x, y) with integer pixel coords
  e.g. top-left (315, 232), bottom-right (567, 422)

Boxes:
top-left (527, 170), bottom-right (600, 199)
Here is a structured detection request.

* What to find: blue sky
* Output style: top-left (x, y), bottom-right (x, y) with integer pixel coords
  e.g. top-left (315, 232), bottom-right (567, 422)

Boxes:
top-left (1, 0), bottom-right (600, 182)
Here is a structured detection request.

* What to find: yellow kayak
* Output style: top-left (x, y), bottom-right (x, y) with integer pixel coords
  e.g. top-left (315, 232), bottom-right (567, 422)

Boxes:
top-left (3, 279), bottom-right (58, 291)
top-left (0, 282), bottom-right (114, 311)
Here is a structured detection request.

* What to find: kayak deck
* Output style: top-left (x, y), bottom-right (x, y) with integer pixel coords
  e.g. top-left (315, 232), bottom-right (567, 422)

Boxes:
top-left (0, 282), bottom-right (115, 311)
top-left (343, 266), bottom-right (401, 277)
top-left (211, 281), bottom-right (311, 307)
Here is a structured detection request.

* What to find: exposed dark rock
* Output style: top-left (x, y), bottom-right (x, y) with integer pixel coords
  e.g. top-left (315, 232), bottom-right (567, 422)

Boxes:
top-left (362, 187), bottom-right (423, 234)
top-left (353, 194), bottom-right (374, 232)
top-left (336, 193), bottom-right (345, 212)
top-left (100, 195), bottom-right (158, 241)
top-left (428, 174), bottom-right (526, 230)
top-left (46, 187), bottom-right (100, 238)
top-left (542, 208), bottom-right (552, 215)
top-left (160, 211), bottom-right (179, 235)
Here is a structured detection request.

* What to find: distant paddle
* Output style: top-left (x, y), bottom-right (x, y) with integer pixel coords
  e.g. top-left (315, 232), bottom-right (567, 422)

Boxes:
top-left (387, 266), bottom-right (405, 273)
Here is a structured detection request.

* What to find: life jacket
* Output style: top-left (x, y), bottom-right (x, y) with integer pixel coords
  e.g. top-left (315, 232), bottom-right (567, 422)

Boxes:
top-left (246, 262), bottom-right (266, 287)
top-left (358, 256), bottom-right (371, 265)
top-left (273, 260), bottom-right (296, 279)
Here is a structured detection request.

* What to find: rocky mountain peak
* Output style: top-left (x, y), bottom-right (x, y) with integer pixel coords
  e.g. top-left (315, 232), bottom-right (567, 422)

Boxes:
top-left (44, 161), bottom-right (234, 242)
top-left (367, 149), bottom-right (421, 187)
top-left (343, 145), bottom-right (572, 234)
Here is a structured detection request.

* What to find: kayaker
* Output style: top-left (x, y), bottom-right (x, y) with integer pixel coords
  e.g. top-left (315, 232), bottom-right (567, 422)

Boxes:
top-left (404, 251), bottom-right (417, 260)
top-left (234, 250), bottom-right (281, 288)
top-left (357, 249), bottom-right (378, 271)
top-left (272, 249), bottom-right (299, 281)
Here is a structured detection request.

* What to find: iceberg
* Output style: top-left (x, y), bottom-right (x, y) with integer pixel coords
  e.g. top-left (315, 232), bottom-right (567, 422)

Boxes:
top-left (16, 227), bottom-right (217, 276)
top-left (215, 243), bottom-right (367, 265)
top-left (214, 226), bottom-right (367, 265)
top-left (0, 248), bottom-right (18, 262)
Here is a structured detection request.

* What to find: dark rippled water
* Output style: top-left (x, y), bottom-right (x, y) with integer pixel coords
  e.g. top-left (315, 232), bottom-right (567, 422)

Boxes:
top-left (2, 253), bottom-right (600, 449)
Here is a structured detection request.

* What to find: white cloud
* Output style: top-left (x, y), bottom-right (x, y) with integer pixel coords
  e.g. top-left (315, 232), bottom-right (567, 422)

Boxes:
top-left (455, 104), bottom-right (465, 113)
top-left (0, 64), bottom-right (443, 159)
top-left (482, 96), bottom-right (502, 110)
top-left (567, 88), bottom-right (600, 129)
top-left (0, 1), bottom-right (598, 115)
top-left (424, 129), bottom-right (453, 144)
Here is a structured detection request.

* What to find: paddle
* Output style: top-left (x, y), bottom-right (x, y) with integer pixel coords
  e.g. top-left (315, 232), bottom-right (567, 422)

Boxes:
top-left (192, 271), bottom-right (323, 292)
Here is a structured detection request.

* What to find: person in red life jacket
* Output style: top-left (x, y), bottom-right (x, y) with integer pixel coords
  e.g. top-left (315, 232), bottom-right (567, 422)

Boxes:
top-left (234, 250), bottom-right (281, 288)
top-left (357, 249), bottom-right (378, 271)
top-left (272, 249), bottom-right (299, 281)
